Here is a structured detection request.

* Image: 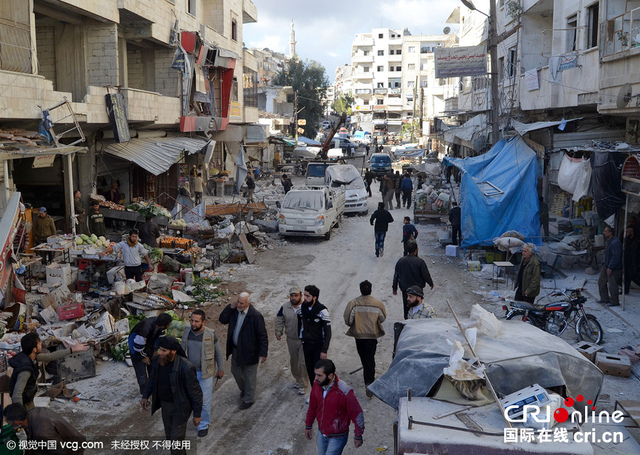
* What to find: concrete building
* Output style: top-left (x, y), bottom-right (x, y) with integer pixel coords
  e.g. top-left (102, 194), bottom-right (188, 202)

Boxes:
top-left (0, 0), bottom-right (261, 221)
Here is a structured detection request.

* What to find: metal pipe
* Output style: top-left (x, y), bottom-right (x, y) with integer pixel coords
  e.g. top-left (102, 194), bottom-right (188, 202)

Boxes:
top-left (3, 159), bottom-right (10, 204)
top-left (66, 154), bottom-right (76, 236)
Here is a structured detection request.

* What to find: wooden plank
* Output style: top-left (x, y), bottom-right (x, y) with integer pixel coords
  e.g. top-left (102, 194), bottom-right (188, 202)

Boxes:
top-left (238, 233), bottom-right (256, 264)
top-left (616, 400), bottom-right (640, 428)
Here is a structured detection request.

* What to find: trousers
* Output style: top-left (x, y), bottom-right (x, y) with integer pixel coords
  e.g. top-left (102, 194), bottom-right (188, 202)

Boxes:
top-left (383, 191), bottom-right (394, 211)
top-left (355, 339), bottom-right (378, 386)
top-left (160, 401), bottom-right (189, 455)
top-left (231, 348), bottom-right (259, 404)
top-left (303, 342), bottom-right (323, 386)
top-left (402, 189), bottom-right (412, 208)
top-left (287, 337), bottom-right (309, 391)
top-left (374, 232), bottom-right (386, 256)
top-left (317, 431), bottom-right (349, 455)
top-left (196, 371), bottom-right (213, 431)
top-left (598, 267), bottom-right (621, 305)
top-left (451, 224), bottom-right (461, 246)
top-left (131, 352), bottom-right (152, 395)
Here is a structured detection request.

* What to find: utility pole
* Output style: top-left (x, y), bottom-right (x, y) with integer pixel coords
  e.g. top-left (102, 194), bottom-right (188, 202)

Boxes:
top-left (420, 86), bottom-right (425, 143)
top-left (294, 91), bottom-right (298, 147)
top-left (488, 0), bottom-right (500, 145)
top-left (411, 76), bottom-right (418, 142)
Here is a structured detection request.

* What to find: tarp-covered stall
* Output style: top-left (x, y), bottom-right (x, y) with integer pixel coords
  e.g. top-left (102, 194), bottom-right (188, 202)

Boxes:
top-left (443, 137), bottom-right (541, 247)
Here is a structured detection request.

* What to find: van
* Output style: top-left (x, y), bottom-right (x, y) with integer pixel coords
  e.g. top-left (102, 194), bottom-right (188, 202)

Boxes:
top-left (370, 153), bottom-right (392, 176)
top-left (278, 188), bottom-right (346, 240)
top-left (353, 131), bottom-right (372, 145)
top-left (325, 164), bottom-right (368, 215)
top-left (305, 162), bottom-right (335, 188)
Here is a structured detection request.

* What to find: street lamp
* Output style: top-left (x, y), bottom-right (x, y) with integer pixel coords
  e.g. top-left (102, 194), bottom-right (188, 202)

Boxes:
top-left (462, 0), bottom-right (500, 145)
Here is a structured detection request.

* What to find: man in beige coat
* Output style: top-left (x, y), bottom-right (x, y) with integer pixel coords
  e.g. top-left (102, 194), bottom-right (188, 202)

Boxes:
top-left (343, 280), bottom-right (386, 397)
top-left (275, 286), bottom-right (308, 395)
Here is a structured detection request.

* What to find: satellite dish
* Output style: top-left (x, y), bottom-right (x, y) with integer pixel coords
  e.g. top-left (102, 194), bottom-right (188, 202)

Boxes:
top-left (617, 83), bottom-right (633, 109)
top-left (443, 26), bottom-right (451, 35)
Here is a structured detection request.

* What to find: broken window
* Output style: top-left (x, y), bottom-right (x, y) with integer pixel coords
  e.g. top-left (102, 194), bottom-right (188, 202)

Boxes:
top-left (476, 181), bottom-right (504, 197)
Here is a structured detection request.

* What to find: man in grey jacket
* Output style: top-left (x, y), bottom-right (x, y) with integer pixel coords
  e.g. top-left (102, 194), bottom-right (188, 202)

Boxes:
top-left (275, 286), bottom-right (308, 395)
top-left (181, 309), bottom-right (224, 437)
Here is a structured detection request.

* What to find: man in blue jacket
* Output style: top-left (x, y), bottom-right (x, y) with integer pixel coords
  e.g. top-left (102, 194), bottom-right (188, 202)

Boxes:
top-left (598, 225), bottom-right (622, 306)
top-left (401, 173), bottom-right (413, 209)
top-left (370, 202), bottom-right (394, 257)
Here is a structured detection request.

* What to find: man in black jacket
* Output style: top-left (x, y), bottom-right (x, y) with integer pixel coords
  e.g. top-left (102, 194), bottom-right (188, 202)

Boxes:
top-left (139, 215), bottom-right (160, 247)
top-left (370, 202), bottom-right (394, 257)
top-left (300, 285), bottom-right (332, 387)
top-left (449, 201), bottom-right (461, 246)
top-left (128, 313), bottom-right (173, 395)
top-left (142, 337), bottom-right (202, 455)
top-left (364, 169), bottom-right (374, 197)
top-left (393, 242), bottom-right (434, 319)
top-left (219, 292), bottom-right (268, 410)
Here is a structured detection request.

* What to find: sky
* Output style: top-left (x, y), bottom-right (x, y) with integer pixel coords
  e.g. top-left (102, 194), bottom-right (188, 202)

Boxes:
top-left (243, 0), bottom-right (462, 82)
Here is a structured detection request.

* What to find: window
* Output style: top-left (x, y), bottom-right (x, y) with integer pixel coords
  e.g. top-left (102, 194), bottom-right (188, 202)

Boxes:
top-left (389, 49), bottom-right (394, 55)
top-left (421, 80), bottom-right (428, 87)
top-left (421, 46), bottom-right (429, 53)
top-left (396, 66), bottom-right (401, 71)
top-left (377, 82), bottom-right (384, 88)
top-left (364, 66), bottom-right (370, 72)
top-left (187, 0), bottom-right (196, 15)
top-left (499, 57), bottom-right (504, 81)
top-left (397, 49), bottom-right (402, 55)
top-left (377, 65), bottom-right (384, 71)
top-left (507, 47), bottom-right (517, 77)
top-left (363, 50), bottom-right (370, 56)
top-left (364, 100), bottom-right (370, 105)
top-left (378, 33), bottom-right (384, 38)
top-left (567, 15), bottom-right (577, 51)
top-left (231, 19), bottom-right (238, 41)
top-left (378, 50), bottom-right (384, 56)
top-left (377, 99), bottom-right (384, 105)
top-left (389, 66), bottom-right (395, 72)
top-left (407, 80), bottom-right (415, 88)
top-left (587, 4), bottom-right (599, 48)
top-left (408, 46), bottom-right (415, 53)
top-left (408, 64), bottom-right (415, 70)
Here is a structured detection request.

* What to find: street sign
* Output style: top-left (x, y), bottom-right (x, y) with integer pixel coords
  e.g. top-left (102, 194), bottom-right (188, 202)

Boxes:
top-left (297, 127), bottom-right (305, 134)
top-left (297, 119), bottom-right (307, 126)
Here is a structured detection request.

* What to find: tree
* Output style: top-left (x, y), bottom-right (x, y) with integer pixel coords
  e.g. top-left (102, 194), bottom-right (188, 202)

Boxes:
top-left (273, 57), bottom-right (329, 139)
top-left (332, 93), bottom-right (354, 116)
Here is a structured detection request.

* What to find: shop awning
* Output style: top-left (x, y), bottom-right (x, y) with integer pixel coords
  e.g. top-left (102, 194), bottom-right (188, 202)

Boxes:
top-left (104, 137), bottom-right (210, 176)
top-left (511, 118), bottom-right (581, 135)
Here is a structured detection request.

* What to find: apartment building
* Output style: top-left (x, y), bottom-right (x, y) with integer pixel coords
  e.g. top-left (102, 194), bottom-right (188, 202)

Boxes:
top-left (0, 0), bottom-right (260, 221)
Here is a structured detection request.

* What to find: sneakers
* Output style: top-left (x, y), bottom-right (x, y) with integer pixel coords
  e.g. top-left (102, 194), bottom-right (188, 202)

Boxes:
top-left (197, 429), bottom-right (208, 437)
top-left (297, 388), bottom-right (307, 396)
top-left (239, 402), bottom-right (254, 410)
top-left (366, 389), bottom-right (373, 398)
top-left (380, 248), bottom-right (384, 257)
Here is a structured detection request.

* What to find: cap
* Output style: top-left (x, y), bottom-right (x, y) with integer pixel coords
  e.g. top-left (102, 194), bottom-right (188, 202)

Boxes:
top-left (406, 285), bottom-right (424, 298)
top-left (289, 286), bottom-right (302, 295)
top-left (39, 207), bottom-right (46, 214)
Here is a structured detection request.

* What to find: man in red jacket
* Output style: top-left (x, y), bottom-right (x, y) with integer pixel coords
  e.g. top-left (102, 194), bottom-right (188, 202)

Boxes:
top-left (305, 359), bottom-right (364, 454)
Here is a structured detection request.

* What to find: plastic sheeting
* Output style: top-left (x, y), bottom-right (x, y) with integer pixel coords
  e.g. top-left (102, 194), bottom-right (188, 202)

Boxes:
top-left (558, 154), bottom-right (592, 202)
top-left (325, 164), bottom-right (362, 188)
top-left (591, 150), bottom-right (626, 220)
top-left (443, 137), bottom-right (541, 247)
top-left (368, 318), bottom-right (603, 411)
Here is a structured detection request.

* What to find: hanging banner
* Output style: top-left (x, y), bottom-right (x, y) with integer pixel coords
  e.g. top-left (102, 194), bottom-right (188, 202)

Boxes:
top-left (32, 154), bottom-right (56, 168)
top-left (434, 45), bottom-right (487, 78)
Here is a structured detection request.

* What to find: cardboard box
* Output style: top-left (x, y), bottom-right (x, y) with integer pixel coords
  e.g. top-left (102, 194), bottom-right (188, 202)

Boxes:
top-left (46, 263), bottom-right (72, 286)
top-left (57, 302), bottom-right (85, 320)
top-left (445, 245), bottom-right (460, 257)
top-left (41, 285), bottom-right (71, 309)
top-left (596, 352), bottom-right (631, 377)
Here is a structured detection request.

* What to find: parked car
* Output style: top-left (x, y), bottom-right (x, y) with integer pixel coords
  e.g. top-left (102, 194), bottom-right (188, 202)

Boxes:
top-left (322, 120), bottom-right (331, 130)
top-left (370, 153), bottom-right (392, 176)
top-left (331, 137), bottom-right (357, 156)
top-left (352, 131), bottom-right (372, 145)
top-left (278, 188), bottom-right (345, 240)
top-left (325, 164), bottom-right (368, 215)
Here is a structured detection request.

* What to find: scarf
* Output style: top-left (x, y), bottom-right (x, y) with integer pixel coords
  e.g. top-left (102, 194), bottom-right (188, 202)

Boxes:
top-left (126, 237), bottom-right (138, 247)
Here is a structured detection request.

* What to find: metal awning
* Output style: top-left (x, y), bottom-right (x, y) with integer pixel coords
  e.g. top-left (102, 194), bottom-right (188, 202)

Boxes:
top-left (511, 118), bottom-right (582, 136)
top-left (103, 137), bottom-right (210, 176)
top-left (0, 145), bottom-right (87, 160)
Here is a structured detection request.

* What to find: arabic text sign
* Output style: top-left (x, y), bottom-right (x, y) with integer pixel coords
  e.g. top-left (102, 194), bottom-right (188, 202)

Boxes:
top-left (434, 46), bottom-right (487, 78)
top-left (32, 154), bottom-right (56, 168)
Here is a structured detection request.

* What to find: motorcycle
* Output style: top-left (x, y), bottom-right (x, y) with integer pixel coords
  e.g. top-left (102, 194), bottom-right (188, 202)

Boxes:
top-left (501, 286), bottom-right (603, 344)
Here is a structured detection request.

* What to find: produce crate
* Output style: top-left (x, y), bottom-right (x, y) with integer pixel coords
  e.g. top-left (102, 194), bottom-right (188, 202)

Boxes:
top-left (57, 302), bottom-right (85, 320)
top-left (78, 259), bottom-right (90, 270)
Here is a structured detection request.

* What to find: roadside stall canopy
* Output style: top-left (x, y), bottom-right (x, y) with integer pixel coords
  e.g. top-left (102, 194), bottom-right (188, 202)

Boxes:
top-left (297, 136), bottom-right (322, 146)
top-left (104, 137), bottom-right (210, 176)
top-left (443, 114), bottom-right (489, 149)
top-left (443, 136), bottom-right (541, 247)
top-left (369, 318), bottom-right (603, 411)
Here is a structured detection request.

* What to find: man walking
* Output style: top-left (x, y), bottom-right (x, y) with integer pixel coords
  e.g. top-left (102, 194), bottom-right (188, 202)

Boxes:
top-left (449, 201), bottom-right (461, 246)
top-left (4, 404), bottom-right (87, 455)
top-left (382, 174), bottom-right (395, 211)
top-left (275, 286), bottom-right (309, 395)
top-left (194, 172), bottom-right (204, 205)
top-left (343, 280), bottom-right (386, 397)
top-left (245, 174), bottom-right (256, 203)
top-left (401, 173), bottom-right (413, 209)
top-left (281, 174), bottom-right (293, 194)
top-left (402, 216), bottom-right (418, 256)
top-left (305, 359), bottom-right (364, 455)
top-left (127, 313), bottom-right (173, 396)
top-left (141, 337), bottom-right (202, 455)
top-left (514, 243), bottom-right (541, 304)
top-left (181, 309), bottom-right (224, 437)
top-left (405, 286), bottom-right (437, 319)
top-left (300, 285), bottom-right (332, 388)
top-left (370, 202), bottom-right (394, 257)
top-left (598, 225), bottom-right (622, 307)
top-left (364, 169), bottom-right (374, 197)
top-left (74, 190), bottom-right (87, 235)
top-left (393, 242), bottom-right (434, 319)
top-left (99, 229), bottom-right (153, 281)
top-left (393, 171), bottom-right (402, 209)
top-left (88, 201), bottom-right (106, 237)
top-left (219, 292), bottom-right (268, 409)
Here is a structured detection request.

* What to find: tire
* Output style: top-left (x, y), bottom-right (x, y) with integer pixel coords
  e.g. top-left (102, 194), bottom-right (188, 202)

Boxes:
top-left (324, 230), bottom-right (331, 240)
top-left (576, 314), bottom-right (604, 345)
top-left (505, 311), bottom-right (533, 324)
top-left (334, 215), bottom-right (342, 228)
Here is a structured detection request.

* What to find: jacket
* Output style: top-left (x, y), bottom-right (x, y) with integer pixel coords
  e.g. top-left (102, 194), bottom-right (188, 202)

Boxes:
top-left (139, 221), bottom-right (160, 247)
top-left (282, 178), bottom-right (293, 193)
top-left (9, 352), bottom-right (39, 406)
top-left (34, 215), bottom-right (56, 242)
top-left (305, 375), bottom-right (364, 439)
top-left (144, 354), bottom-right (203, 420)
top-left (604, 236), bottom-right (622, 270)
top-left (26, 407), bottom-right (87, 455)
top-left (275, 302), bottom-right (302, 340)
top-left (393, 254), bottom-right (433, 292)
top-left (449, 206), bottom-right (461, 226)
top-left (402, 223), bottom-right (418, 243)
top-left (128, 316), bottom-right (166, 359)
top-left (88, 211), bottom-right (106, 237)
top-left (384, 176), bottom-right (395, 192)
top-left (370, 209), bottom-right (394, 232)
top-left (515, 256), bottom-right (541, 298)
top-left (393, 174), bottom-right (402, 190)
top-left (343, 295), bottom-right (386, 339)
top-left (181, 326), bottom-right (223, 380)
top-left (193, 176), bottom-right (204, 193)
top-left (219, 304), bottom-right (268, 367)
top-left (401, 177), bottom-right (413, 191)
top-left (301, 301), bottom-right (332, 353)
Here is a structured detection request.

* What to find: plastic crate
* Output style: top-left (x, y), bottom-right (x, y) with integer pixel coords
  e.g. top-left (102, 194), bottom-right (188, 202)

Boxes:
top-left (78, 259), bottom-right (91, 270)
top-left (57, 303), bottom-right (85, 320)
top-left (77, 281), bottom-right (90, 293)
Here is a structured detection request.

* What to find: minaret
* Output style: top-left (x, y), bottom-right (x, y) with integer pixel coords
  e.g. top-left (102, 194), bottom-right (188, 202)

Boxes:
top-left (289, 21), bottom-right (297, 58)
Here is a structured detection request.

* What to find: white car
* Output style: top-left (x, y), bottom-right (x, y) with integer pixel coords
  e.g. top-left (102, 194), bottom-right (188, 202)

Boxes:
top-left (325, 164), bottom-right (368, 215)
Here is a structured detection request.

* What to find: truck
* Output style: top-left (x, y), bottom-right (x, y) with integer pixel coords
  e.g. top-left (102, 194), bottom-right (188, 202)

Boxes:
top-left (278, 187), bottom-right (345, 240)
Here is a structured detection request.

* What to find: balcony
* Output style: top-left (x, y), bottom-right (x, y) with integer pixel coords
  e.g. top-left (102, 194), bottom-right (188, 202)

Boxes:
top-left (353, 37), bottom-right (374, 47)
top-left (243, 0), bottom-right (258, 24)
top-left (388, 53), bottom-right (403, 62)
top-left (374, 88), bottom-right (388, 95)
top-left (353, 72), bottom-right (374, 80)
top-left (387, 97), bottom-right (403, 106)
top-left (601, 7), bottom-right (640, 59)
top-left (355, 88), bottom-right (372, 95)
top-left (352, 54), bottom-right (374, 64)
top-left (121, 88), bottom-right (180, 125)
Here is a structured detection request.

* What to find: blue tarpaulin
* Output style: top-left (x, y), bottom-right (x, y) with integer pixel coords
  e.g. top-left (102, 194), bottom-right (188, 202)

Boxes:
top-left (443, 137), bottom-right (541, 248)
